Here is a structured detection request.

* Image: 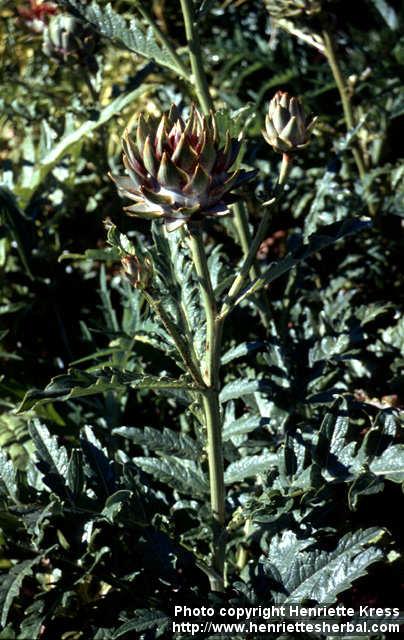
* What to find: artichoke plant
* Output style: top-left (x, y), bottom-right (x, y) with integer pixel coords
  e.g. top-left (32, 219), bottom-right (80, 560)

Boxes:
top-left (264, 0), bottom-right (322, 19)
top-left (262, 91), bottom-right (317, 155)
top-left (111, 105), bottom-right (256, 232)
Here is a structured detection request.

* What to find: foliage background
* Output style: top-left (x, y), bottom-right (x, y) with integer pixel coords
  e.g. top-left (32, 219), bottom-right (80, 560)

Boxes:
top-left (0, 0), bottom-right (403, 638)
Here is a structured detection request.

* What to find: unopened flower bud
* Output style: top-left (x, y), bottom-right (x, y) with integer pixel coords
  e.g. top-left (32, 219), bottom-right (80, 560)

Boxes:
top-left (262, 91), bottom-right (317, 155)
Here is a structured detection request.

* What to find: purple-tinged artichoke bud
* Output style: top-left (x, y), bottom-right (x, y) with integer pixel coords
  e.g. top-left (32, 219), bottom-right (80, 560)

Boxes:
top-left (262, 91), bottom-right (317, 155)
top-left (110, 105), bottom-right (256, 232)
top-left (121, 254), bottom-right (153, 290)
top-left (265, 0), bottom-right (322, 19)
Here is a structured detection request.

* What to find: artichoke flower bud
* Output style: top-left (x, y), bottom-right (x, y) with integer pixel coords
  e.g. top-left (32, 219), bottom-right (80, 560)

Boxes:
top-left (42, 14), bottom-right (98, 68)
top-left (121, 254), bottom-right (153, 290)
top-left (265, 0), bottom-right (322, 19)
top-left (110, 105), bottom-right (256, 232)
top-left (262, 91), bottom-right (317, 155)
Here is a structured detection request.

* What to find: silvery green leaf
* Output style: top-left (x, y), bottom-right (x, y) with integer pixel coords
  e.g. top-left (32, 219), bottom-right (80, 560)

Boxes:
top-left (112, 610), bottom-right (169, 638)
top-left (0, 558), bottom-right (41, 628)
top-left (220, 379), bottom-right (271, 403)
top-left (60, 1), bottom-right (187, 76)
top-left (0, 451), bottom-right (18, 501)
top-left (222, 414), bottom-right (270, 441)
top-left (133, 457), bottom-right (208, 495)
top-left (266, 528), bottom-right (384, 604)
top-left (224, 452), bottom-right (277, 484)
top-left (28, 420), bottom-right (68, 480)
top-left (371, 0), bottom-right (399, 29)
top-left (370, 445), bottom-right (404, 482)
top-left (113, 426), bottom-right (201, 458)
top-left (221, 341), bottom-right (263, 365)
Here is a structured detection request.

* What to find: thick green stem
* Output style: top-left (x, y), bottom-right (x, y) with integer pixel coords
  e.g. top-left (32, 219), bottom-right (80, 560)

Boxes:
top-left (279, 153), bottom-right (293, 186)
top-left (232, 202), bottom-right (256, 280)
top-left (322, 29), bottom-right (376, 215)
top-left (202, 390), bottom-right (225, 591)
top-left (176, 4), bottom-right (224, 586)
top-left (179, 0), bottom-right (213, 114)
top-left (322, 32), bottom-right (356, 132)
top-left (188, 227), bottom-right (217, 385)
top-left (188, 226), bottom-right (225, 591)
top-left (232, 201), bottom-right (273, 329)
top-left (219, 197), bottom-right (278, 320)
top-left (220, 163), bottom-right (289, 321)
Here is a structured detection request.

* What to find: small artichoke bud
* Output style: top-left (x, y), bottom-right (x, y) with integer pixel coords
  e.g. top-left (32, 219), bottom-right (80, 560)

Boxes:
top-left (265, 0), bottom-right (322, 19)
top-left (121, 254), bottom-right (153, 290)
top-left (42, 14), bottom-right (98, 68)
top-left (110, 105), bottom-right (256, 232)
top-left (262, 91), bottom-right (317, 155)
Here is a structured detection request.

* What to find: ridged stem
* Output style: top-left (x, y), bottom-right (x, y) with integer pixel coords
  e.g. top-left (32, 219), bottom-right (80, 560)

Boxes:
top-left (279, 153), bottom-right (293, 186)
top-left (232, 201), bottom-right (273, 329)
top-left (219, 196), bottom-right (279, 321)
top-left (232, 202), bottom-right (256, 278)
top-left (179, 0), bottom-right (213, 114)
top-left (179, 0), bottom-right (224, 590)
top-left (188, 226), bottom-right (225, 591)
top-left (201, 390), bottom-right (225, 591)
top-left (188, 228), bottom-right (217, 385)
top-left (322, 29), bottom-right (376, 216)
